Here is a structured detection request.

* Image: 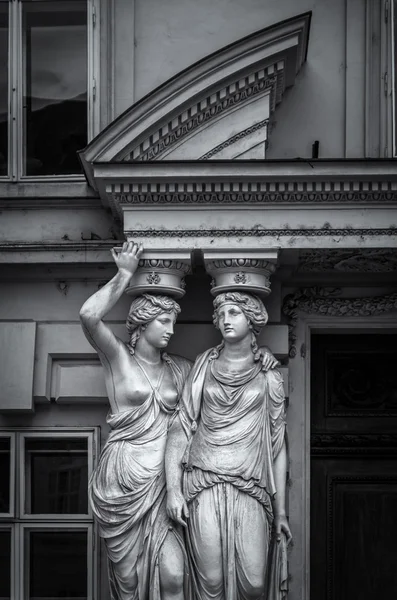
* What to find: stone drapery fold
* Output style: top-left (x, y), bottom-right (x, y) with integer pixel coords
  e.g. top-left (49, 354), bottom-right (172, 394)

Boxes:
top-left (89, 354), bottom-right (191, 600)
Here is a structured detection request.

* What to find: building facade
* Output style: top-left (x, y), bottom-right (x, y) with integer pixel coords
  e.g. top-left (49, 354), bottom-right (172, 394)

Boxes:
top-left (0, 1), bottom-right (397, 599)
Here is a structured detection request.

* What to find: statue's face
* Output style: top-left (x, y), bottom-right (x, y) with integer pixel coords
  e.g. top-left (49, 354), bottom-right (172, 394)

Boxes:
top-left (217, 302), bottom-right (251, 343)
top-left (141, 310), bottom-right (177, 348)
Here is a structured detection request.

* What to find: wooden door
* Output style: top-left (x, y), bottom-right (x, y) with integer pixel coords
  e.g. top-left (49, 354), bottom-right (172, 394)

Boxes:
top-left (310, 334), bottom-right (397, 600)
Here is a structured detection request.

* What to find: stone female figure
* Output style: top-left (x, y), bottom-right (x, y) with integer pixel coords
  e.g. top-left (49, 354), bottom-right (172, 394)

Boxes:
top-left (166, 292), bottom-right (292, 600)
top-left (79, 242), bottom-right (191, 600)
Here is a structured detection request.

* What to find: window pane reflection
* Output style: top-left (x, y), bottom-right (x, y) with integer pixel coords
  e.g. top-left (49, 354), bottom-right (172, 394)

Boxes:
top-left (23, 1), bottom-right (87, 175)
top-left (0, 530), bottom-right (11, 599)
top-left (394, 1), bottom-right (397, 155)
top-left (0, 437), bottom-right (11, 513)
top-left (0, 3), bottom-right (8, 176)
top-left (25, 438), bottom-right (88, 514)
top-left (29, 530), bottom-right (87, 599)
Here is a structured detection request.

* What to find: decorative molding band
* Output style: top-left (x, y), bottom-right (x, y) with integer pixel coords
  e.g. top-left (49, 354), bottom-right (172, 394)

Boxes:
top-left (109, 184), bottom-right (397, 207)
top-left (125, 228), bottom-right (395, 238)
top-left (94, 160), bottom-right (397, 215)
top-left (297, 249), bottom-right (397, 272)
top-left (124, 67), bottom-right (281, 162)
top-left (199, 119), bottom-right (269, 160)
top-left (282, 287), bottom-right (397, 358)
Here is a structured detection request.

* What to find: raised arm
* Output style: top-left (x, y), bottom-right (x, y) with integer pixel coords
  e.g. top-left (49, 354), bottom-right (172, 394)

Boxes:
top-left (165, 417), bottom-right (190, 527)
top-left (79, 242), bottom-right (143, 360)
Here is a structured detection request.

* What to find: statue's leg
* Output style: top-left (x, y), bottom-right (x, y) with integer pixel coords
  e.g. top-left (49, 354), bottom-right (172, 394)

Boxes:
top-left (159, 531), bottom-right (185, 600)
top-left (235, 493), bottom-right (270, 600)
top-left (187, 488), bottom-right (223, 600)
top-left (104, 532), bottom-right (140, 599)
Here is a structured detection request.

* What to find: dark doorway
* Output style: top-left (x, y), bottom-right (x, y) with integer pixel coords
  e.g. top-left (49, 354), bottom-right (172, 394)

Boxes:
top-left (310, 333), bottom-right (397, 600)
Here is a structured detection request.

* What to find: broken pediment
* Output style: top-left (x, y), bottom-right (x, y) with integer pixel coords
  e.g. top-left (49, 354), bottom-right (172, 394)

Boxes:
top-left (80, 12), bottom-right (311, 192)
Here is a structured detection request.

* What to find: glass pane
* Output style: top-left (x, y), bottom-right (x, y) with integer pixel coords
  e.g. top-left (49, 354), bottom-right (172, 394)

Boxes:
top-left (25, 438), bottom-right (88, 514)
top-left (0, 530), bottom-right (11, 600)
top-left (0, 438), bottom-right (11, 513)
top-left (29, 530), bottom-right (87, 599)
top-left (22, 1), bottom-right (87, 175)
top-left (394, 1), bottom-right (397, 155)
top-left (0, 3), bottom-right (8, 176)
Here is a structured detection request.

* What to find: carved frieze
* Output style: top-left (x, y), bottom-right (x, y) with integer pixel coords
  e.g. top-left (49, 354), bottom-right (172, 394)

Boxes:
top-left (282, 288), bottom-right (397, 358)
top-left (297, 249), bottom-right (397, 272)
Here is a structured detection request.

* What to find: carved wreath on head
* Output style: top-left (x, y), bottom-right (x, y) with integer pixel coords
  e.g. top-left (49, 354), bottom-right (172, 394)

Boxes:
top-left (147, 272), bottom-right (161, 285)
top-left (234, 272), bottom-right (247, 284)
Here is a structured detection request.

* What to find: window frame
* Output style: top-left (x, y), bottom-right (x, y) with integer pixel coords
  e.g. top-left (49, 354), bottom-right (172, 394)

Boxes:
top-left (19, 430), bottom-right (95, 521)
top-left (1, 0), bottom-right (100, 182)
top-left (0, 427), bottom-right (99, 600)
top-left (0, 524), bottom-right (16, 600)
top-left (392, 0), bottom-right (397, 156)
top-left (19, 522), bottom-right (95, 600)
top-left (0, 432), bottom-right (16, 519)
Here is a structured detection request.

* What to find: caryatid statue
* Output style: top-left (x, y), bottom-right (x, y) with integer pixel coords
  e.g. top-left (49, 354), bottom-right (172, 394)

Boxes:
top-left (80, 243), bottom-right (192, 600)
top-left (79, 245), bottom-right (280, 600)
top-left (166, 258), bottom-right (292, 600)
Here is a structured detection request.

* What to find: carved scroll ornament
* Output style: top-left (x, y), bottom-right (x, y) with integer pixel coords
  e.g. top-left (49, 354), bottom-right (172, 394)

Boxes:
top-left (282, 288), bottom-right (397, 358)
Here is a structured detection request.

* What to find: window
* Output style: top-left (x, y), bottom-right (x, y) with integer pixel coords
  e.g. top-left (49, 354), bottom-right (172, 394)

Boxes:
top-left (393, 0), bottom-right (397, 155)
top-left (0, 434), bottom-right (15, 517)
top-left (0, 429), bottom-right (98, 600)
top-left (0, 0), bottom-right (99, 180)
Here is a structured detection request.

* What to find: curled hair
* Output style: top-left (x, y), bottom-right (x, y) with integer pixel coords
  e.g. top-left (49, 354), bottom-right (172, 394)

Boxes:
top-left (126, 294), bottom-right (181, 353)
top-left (212, 292), bottom-right (268, 354)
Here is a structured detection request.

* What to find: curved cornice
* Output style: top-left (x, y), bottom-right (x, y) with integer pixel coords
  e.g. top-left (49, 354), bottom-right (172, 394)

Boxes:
top-left (80, 12), bottom-right (311, 189)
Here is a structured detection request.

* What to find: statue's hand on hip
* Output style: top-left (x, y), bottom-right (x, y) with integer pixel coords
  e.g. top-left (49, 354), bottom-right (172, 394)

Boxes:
top-left (254, 346), bottom-right (281, 372)
top-left (274, 514), bottom-right (293, 546)
top-left (166, 490), bottom-right (189, 528)
top-left (110, 241), bottom-right (143, 277)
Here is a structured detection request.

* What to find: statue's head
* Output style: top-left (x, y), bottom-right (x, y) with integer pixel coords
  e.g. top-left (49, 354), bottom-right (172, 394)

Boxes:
top-left (126, 294), bottom-right (181, 353)
top-left (212, 292), bottom-right (268, 351)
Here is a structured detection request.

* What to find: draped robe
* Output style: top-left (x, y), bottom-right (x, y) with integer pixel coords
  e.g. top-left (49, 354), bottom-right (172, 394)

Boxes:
top-left (178, 349), bottom-right (288, 600)
top-left (89, 354), bottom-right (191, 600)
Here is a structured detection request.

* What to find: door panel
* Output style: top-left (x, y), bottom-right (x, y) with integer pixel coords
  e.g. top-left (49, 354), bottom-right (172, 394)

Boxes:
top-left (310, 334), bottom-right (397, 600)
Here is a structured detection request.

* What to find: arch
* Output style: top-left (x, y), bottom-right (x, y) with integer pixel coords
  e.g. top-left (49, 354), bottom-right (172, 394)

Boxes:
top-left (80, 13), bottom-right (311, 191)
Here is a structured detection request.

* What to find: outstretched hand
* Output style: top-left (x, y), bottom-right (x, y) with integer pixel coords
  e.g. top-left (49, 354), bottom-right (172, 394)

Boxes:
top-left (111, 241), bottom-right (143, 277)
top-left (166, 490), bottom-right (189, 528)
top-left (254, 346), bottom-right (280, 372)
